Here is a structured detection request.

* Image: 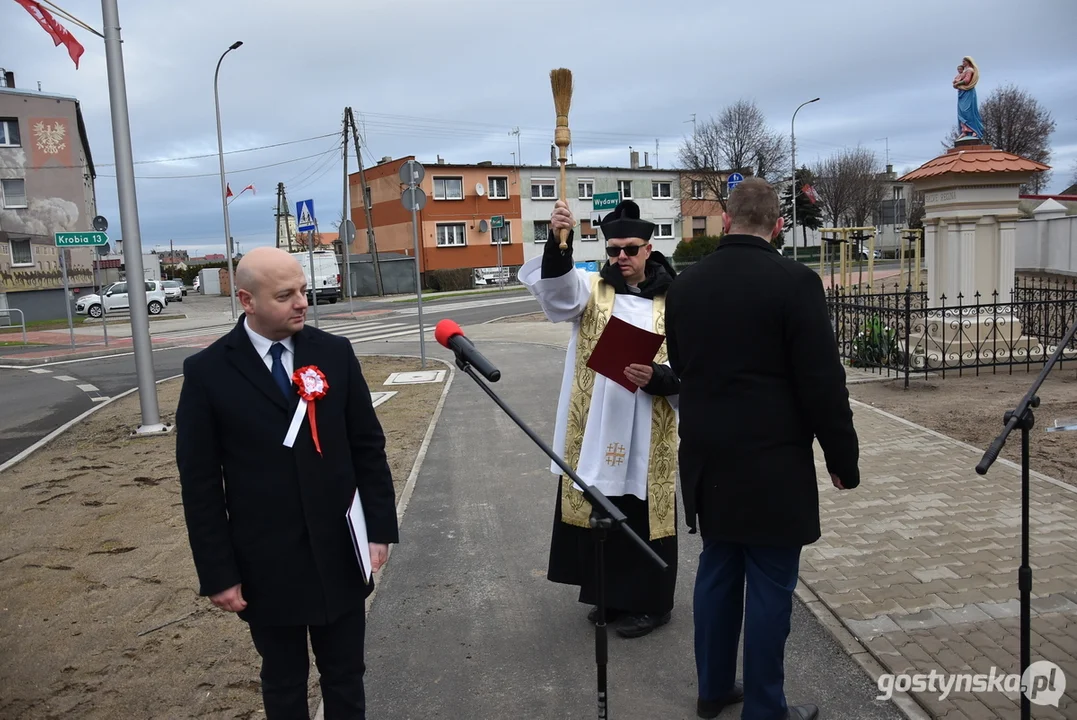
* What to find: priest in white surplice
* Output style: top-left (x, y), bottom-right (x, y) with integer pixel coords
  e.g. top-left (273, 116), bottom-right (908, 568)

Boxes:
top-left (519, 198), bottom-right (680, 639)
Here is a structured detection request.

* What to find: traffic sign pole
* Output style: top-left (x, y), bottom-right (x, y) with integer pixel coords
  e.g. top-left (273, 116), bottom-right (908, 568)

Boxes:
top-left (400, 160), bottom-right (427, 368)
top-left (59, 248), bottom-right (75, 350)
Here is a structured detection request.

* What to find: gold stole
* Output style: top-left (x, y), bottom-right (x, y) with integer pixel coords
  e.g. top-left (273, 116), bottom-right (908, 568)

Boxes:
top-left (559, 274), bottom-right (677, 540)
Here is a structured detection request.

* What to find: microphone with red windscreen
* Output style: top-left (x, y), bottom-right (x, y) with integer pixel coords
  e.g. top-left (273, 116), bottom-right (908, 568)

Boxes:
top-left (435, 319), bottom-right (501, 382)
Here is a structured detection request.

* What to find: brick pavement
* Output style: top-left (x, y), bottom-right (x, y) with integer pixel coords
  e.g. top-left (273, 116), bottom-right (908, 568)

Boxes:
top-left (808, 400), bottom-right (1077, 719)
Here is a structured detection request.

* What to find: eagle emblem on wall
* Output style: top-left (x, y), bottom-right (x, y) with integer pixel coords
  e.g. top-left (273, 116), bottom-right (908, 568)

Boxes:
top-left (33, 121), bottom-right (67, 156)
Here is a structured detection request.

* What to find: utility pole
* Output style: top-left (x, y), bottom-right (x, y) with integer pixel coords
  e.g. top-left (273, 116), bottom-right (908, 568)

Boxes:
top-left (340, 108), bottom-right (353, 309)
top-left (346, 107), bottom-right (383, 296)
top-left (275, 182), bottom-right (283, 248)
top-left (510, 127), bottom-right (521, 166)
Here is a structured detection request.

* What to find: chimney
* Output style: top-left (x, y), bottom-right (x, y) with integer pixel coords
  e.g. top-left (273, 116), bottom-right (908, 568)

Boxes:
top-left (551, 144), bottom-right (557, 167)
top-left (630, 149), bottom-right (639, 170)
top-left (1, 70), bottom-right (13, 88)
top-left (644, 151), bottom-right (650, 168)
top-left (437, 155), bottom-right (445, 165)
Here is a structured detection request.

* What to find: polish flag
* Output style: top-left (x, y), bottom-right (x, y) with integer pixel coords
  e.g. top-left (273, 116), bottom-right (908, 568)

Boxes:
top-left (15, 0), bottom-right (86, 69)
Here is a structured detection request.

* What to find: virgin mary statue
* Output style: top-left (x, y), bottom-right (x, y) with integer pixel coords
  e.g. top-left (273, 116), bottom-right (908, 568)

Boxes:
top-left (953, 56), bottom-right (985, 141)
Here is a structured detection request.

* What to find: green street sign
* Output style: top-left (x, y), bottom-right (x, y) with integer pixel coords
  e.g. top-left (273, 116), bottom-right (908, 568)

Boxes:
top-left (592, 191), bottom-right (621, 212)
top-left (55, 231), bottom-right (109, 247)
top-left (490, 215), bottom-right (504, 229)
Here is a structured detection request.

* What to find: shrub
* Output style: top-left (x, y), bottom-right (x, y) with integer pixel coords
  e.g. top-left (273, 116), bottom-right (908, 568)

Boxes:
top-left (851, 315), bottom-right (899, 368)
top-left (425, 268), bottom-right (473, 292)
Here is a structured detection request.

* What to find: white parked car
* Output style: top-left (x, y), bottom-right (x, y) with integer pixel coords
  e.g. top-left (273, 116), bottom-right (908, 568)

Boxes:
top-left (76, 280), bottom-right (168, 318)
top-left (162, 279), bottom-right (184, 302)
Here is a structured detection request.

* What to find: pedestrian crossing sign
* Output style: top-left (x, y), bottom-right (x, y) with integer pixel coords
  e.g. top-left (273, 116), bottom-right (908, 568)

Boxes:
top-left (296, 199), bottom-right (316, 232)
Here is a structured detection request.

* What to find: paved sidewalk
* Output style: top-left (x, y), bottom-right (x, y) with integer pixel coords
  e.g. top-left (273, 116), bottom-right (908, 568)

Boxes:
top-left (467, 320), bottom-right (1077, 718)
top-left (807, 403), bottom-right (1077, 719)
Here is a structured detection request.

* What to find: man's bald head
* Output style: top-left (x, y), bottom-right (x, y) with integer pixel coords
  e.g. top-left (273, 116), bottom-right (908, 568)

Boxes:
top-left (236, 246), bottom-right (302, 294)
top-left (235, 246), bottom-right (309, 340)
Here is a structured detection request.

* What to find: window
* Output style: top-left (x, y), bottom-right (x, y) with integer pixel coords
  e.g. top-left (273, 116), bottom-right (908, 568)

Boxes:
top-left (531, 178), bottom-right (555, 200)
top-left (618, 180), bottom-right (632, 199)
top-left (692, 180), bottom-right (705, 200)
top-left (9, 237), bottom-right (32, 266)
top-left (1, 178), bottom-right (27, 208)
top-left (654, 222), bottom-right (674, 239)
top-left (580, 219), bottom-right (597, 240)
top-left (692, 217), bottom-right (707, 237)
top-left (578, 180), bottom-right (594, 200)
top-left (491, 221), bottom-right (511, 244)
top-left (652, 181), bottom-right (672, 199)
top-left (111, 283), bottom-right (127, 294)
top-left (533, 220), bottom-right (551, 243)
top-left (433, 177), bottom-right (463, 200)
top-left (488, 176), bottom-right (508, 199)
top-left (436, 223), bottom-right (466, 247)
top-left (0, 118), bottom-right (19, 147)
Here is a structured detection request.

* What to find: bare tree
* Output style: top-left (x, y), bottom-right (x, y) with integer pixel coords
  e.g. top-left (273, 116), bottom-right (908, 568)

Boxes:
top-left (944, 83), bottom-right (1055, 193)
top-left (846, 148), bottom-right (886, 227)
top-left (678, 98), bottom-right (789, 208)
top-left (907, 190), bottom-right (926, 230)
top-left (812, 147), bottom-right (885, 228)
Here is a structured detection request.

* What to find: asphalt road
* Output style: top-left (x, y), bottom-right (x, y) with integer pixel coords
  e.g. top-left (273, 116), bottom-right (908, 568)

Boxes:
top-left (0, 291), bottom-right (539, 467)
top-left (363, 341), bottom-right (904, 719)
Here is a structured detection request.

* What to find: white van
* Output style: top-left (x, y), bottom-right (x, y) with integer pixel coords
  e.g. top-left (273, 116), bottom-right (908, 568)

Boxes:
top-left (291, 250), bottom-right (341, 304)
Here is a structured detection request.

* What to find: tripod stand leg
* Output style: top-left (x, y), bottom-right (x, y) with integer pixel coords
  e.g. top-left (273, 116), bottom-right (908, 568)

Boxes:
top-left (591, 510), bottom-right (611, 719)
top-left (1020, 415), bottom-right (1032, 720)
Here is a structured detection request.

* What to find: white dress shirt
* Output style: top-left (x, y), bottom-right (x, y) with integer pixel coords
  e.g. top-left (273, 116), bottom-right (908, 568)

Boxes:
top-left (244, 317), bottom-right (295, 378)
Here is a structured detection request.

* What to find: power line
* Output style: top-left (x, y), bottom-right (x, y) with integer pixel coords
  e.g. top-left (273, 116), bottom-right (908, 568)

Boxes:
top-left (98, 145), bottom-right (341, 179)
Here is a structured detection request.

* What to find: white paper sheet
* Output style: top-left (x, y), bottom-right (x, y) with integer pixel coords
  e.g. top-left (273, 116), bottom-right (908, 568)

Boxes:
top-left (283, 398), bottom-right (307, 448)
top-left (346, 489), bottom-right (372, 584)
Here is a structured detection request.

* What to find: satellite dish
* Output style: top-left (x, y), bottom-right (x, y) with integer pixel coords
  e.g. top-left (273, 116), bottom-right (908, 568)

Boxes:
top-left (475, 182), bottom-right (485, 196)
top-left (478, 219), bottom-right (489, 233)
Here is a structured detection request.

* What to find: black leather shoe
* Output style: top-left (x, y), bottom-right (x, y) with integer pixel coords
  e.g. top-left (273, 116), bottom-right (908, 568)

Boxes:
top-left (587, 606), bottom-right (624, 624)
top-left (615, 611), bottom-right (671, 638)
top-left (786, 704), bottom-right (819, 720)
top-left (696, 682), bottom-right (744, 718)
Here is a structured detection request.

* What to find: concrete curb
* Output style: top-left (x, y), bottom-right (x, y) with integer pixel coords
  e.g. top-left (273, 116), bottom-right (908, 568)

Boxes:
top-left (795, 581), bottom-right (933, 720)
top-left (0, 341), bottom-right (201, 368)
top-left (0, 373), bottom-right (183, 474)
top-left (314, 353), bottom-right (456, 720)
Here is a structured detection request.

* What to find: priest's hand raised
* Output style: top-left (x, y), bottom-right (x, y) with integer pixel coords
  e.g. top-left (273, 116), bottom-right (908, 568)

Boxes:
top-left (551, 200), bottom-right (575, 236)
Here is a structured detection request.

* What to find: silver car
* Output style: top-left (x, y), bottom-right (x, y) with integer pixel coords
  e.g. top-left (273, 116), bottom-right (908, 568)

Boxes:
top-left (162, 279), bottom-right (184, 302)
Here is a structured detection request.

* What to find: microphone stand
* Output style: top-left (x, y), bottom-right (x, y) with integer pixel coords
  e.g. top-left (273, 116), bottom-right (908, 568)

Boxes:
top-left (449, 352), bottom-right (668, 720)
top-left (976, 313), bottom-right (1077, 720)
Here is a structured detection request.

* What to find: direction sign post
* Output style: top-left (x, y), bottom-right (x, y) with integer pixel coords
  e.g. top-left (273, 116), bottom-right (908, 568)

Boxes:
top-left (727, 172), bottom-right (744, 193)
top-left (491, 215), bottom-right (505, 289)
top-left (590, 191), bottom-right (621, 229)
top-left (55, 231), bottom-right (109, 247)
top-left (400, 160), bottom-right (427, 367)
top-left (54, 232), bottom-right (111, 350)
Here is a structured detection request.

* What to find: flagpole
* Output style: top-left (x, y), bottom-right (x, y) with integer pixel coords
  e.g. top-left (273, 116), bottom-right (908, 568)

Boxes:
top-left (101, 0), bottom-right (166, 434)
top-left (214, 40), bottom-right (243, 321)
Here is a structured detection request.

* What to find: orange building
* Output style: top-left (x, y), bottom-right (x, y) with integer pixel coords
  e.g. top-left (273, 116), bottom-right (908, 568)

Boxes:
top-left (349, 157), bottom-right (524, 274)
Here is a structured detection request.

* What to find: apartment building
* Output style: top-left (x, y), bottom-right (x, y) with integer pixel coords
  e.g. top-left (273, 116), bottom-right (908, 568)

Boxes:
top-left (349, 156), bottom-right (523, 276)
top-left (520, 150), bottom-right (680, 266)
top-left (0, 68), bottom-right (98, 321)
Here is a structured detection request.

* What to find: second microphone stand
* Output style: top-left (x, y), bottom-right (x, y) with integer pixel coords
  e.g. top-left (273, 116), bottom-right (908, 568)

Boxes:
top-left (450, 351), bottom-right (668, 720)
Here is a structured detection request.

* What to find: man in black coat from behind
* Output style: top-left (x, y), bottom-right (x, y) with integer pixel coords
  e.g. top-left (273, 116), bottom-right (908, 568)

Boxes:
top-left (664, 178), bottom-right (860, 720)
top-left (175, 246), bottom-right (399, 719)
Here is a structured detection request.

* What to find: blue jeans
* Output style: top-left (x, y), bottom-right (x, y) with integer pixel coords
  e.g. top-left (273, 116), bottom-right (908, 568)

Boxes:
top-left (694, 537), bottom-right (801, 720)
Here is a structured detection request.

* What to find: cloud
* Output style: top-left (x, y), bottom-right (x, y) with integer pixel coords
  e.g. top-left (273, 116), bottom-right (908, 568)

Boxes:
top-left (3, 0), bottom-right (1075, 253)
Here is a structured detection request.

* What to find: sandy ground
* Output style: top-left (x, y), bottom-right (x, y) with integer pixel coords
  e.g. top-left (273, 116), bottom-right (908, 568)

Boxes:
top-left (849, 366), bottom-right (1077, 485)
top-left (0, 355), bottom-right (444, 719)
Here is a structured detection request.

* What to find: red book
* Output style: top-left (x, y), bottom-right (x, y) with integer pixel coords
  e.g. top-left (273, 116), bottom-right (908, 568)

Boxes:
top-left (586, 315), bottom-right (666, 393)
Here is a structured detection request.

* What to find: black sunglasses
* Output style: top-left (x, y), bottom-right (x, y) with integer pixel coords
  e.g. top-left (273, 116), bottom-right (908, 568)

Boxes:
top-left (605, 244), bottom-right (647, 258)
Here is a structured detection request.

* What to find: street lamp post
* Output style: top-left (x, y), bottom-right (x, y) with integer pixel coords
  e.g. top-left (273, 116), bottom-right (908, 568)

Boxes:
top-left (214, 41), bottom-right (242, 320)
top-left (791, 97), bottom-right (820, 263)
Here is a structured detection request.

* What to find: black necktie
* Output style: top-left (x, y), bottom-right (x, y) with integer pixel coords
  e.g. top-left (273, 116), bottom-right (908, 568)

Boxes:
top-left (269, 342), bottom-right (291, 398)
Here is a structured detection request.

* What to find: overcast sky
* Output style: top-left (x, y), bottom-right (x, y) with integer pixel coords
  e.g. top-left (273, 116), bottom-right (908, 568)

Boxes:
top-left (5, 0), bottom-right (1076, 256)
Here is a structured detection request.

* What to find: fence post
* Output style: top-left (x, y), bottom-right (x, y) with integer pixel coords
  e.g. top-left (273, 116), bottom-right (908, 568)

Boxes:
top-left (904, 284), bottom-right (912, 390)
